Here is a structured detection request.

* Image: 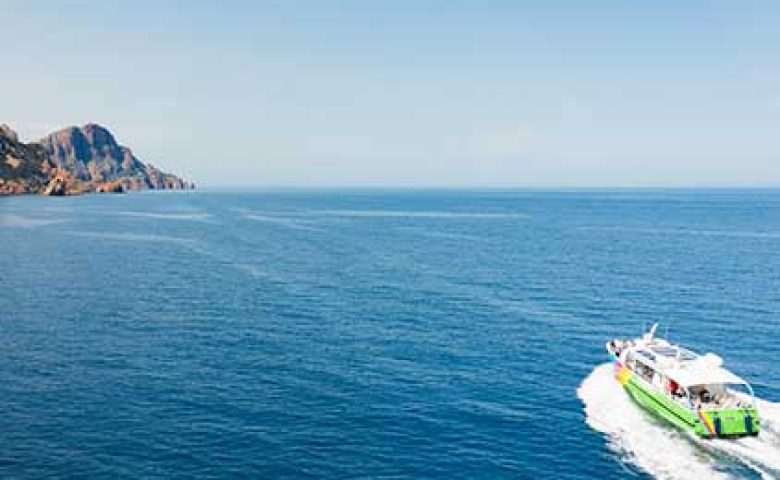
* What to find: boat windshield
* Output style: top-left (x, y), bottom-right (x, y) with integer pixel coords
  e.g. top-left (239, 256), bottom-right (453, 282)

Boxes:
top-left (650, 345), bottom-right (697, 361)
top-left (636, 350), bottom-right (657, 362)
top-left (688, 382), bottom-right (756, 409)
top-left (727, 383), bottom-right (757, 406)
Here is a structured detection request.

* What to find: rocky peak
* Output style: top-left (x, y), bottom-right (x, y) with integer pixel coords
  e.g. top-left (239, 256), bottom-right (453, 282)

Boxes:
top-left (0, 123), bottom-right (19, 142)
top-left (43, 124), bottom-right (125, 166)
top-left (82, 123), bottom-right (120, 150)
top-left (38, 123), bottom-right (192, 190)
top-left (1, 122), bottom-right (193, 196)
top-left (0, 122), bottom-right (49, 194)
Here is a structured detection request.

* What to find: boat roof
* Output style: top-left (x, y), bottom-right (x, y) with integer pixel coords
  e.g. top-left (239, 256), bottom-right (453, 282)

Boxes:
top-left (663, 363), bottom-right (747, 387)
top-left (631, 341), bottom-right (749, 387)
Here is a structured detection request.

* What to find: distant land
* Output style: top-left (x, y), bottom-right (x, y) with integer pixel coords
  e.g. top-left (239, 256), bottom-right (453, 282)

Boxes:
top-left (0, 123), bottom-right (193, 196)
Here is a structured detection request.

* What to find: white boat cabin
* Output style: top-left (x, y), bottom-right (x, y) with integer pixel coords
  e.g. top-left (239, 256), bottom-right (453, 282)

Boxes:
top-left (609, 327), bottom-right (756, 411)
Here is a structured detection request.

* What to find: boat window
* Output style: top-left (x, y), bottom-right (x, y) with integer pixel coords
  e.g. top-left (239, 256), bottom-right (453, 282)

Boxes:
top-left (651, 346), bottom-right (677, 357)
top-left (633, 357), bottom-right (655, 382)
top-left (727, 384), bottom-right (756, 408)
top-left (636, 350), bottom-right (657, 362)
top-left (648, 346), bottom-right (698, 361)
top-left (677, 349), bottom-right (697, 361)
top-left (626, 352), bottom-right (636, 369)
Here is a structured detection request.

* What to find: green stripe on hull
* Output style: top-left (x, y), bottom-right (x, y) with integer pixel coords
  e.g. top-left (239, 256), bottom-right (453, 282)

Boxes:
top-left (617, 364), bottom-right (759, 437)
top-left (624, 376), bottom-right (703, 435)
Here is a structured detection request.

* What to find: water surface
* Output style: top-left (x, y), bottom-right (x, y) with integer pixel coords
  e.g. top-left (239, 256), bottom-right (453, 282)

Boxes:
top-left (1, 189), bottom-right (778, 479)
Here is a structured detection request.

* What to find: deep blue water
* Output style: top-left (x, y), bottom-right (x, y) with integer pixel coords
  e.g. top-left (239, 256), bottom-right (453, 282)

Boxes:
top-left (1, 189), bottom-right (778, 479)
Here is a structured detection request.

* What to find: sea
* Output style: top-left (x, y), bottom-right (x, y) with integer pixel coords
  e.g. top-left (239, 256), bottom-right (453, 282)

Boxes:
top-left (0, 189), bottom-right (778, 479)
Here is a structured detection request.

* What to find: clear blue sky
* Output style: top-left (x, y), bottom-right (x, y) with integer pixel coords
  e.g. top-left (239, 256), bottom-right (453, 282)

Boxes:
top-left (4, 0), bottom-right (780, 186)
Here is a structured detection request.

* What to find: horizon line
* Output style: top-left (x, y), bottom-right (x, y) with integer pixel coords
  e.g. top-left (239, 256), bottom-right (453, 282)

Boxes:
top-left (193, 184), bottom-right (780, 191)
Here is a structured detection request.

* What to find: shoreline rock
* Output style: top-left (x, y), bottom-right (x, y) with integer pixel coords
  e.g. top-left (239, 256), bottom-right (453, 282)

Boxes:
top-left (1, 122), bottom-right (194, 197)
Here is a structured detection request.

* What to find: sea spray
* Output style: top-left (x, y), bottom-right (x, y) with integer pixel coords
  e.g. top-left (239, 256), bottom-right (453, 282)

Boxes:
top-left (701, 399), bottom-right (780, 478)
top-left (579, 364), bottom-right (780, 479)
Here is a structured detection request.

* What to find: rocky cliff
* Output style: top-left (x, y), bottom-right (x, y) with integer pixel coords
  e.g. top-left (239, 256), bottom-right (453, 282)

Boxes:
top-left (0, 124), bottom-right (52, 195)
top-left (39, 124), bottom-right (193, 192)
top-left (0, 122), bottom-right (193, 195)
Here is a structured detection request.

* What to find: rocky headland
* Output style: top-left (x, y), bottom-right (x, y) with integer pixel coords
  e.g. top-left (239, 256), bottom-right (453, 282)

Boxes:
top-left (0, 123), bottom-right (193, 196)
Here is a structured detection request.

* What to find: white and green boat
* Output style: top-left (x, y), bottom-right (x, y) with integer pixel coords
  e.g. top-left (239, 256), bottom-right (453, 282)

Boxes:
top-left (607, 324), bottom-right (760, 438)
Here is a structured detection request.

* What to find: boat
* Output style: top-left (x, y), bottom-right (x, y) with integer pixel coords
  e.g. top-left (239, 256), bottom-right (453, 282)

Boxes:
top-left (606, 324), bottom-right (760, 438)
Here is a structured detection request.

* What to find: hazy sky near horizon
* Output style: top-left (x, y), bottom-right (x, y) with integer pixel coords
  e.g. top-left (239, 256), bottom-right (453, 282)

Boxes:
top-left (3, 0), bottom-right (780, 186)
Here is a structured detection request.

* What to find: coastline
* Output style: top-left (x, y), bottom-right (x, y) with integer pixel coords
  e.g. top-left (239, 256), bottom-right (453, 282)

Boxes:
top-left (1, 123), bottom-right (192, 197)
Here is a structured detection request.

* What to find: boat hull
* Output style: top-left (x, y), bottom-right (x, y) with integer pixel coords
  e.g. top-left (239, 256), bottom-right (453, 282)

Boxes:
top-left (613, 360), bottom-right (760, 438)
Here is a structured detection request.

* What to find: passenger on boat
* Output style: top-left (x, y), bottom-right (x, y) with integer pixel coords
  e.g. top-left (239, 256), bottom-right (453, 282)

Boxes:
top-left (610, 340), bottom-right (629, 358)
top-left (689, 387), bottom-right (720, 408)
top-left (667, 379), bottom-right (685, 399)
top-left (701, 389), bottom-right (713, 404)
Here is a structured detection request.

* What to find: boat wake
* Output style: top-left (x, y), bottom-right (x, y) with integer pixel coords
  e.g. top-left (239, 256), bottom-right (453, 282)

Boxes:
top-left (578, 364), bottom-right (780, 479)
top-left (708, 399), bottom-right (780, 478)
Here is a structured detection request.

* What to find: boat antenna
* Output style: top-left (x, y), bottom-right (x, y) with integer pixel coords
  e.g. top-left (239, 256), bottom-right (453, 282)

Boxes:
top-left (648, 323), bottom-right (658, 339)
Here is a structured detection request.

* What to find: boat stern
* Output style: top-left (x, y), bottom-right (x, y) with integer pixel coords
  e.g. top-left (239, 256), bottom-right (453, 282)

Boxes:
top-left (696, 407), bottom-right (760, 438)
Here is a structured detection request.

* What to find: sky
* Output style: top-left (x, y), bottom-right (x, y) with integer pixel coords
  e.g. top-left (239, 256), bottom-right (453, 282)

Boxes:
top-left (3, 0), bottom-right (780, 187)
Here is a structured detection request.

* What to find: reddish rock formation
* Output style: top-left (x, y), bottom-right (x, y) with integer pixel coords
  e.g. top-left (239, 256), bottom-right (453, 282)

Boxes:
top-left (94, 180), bottom-right (124, 193)
top-left (1, 122), bottom-right (193, 196)
top-left (1, 124), bottom-right (51, 194)
top-left (39, 124), bottom-right (193, 191)
top-left (41, 170), bottom-right (85, 196)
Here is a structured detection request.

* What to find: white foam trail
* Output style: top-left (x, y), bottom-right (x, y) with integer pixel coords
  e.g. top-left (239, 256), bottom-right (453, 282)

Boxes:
top-left (63, 230), bottom-right (203, 249)
top-left (0, 214), bottom-right (65, 228)
top-left (395, 226), bottom-right (481, 241)
top-left (579, 363), bottom-right (732, 479)
top-left (243, 214), bottom-right (320, 231)
top-left (756, 399), bottom-right (780, 437)
top-left (304, 209), bottom-right (530, 219)
top-left (578, 226), bottom-right (780, 240)
top-left (702, 399), bottom-right (780, 479)
top-left (579, 364), bottom-right (780, 479)
top-left (114, 211), bottom-right (211, 221)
